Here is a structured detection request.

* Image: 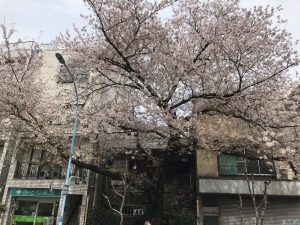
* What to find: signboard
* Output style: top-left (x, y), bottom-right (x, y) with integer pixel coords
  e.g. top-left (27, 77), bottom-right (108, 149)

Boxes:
top-left (12, 215), bottom-right (45, 223)
top-left (10, 188), bottom-right (60, 197)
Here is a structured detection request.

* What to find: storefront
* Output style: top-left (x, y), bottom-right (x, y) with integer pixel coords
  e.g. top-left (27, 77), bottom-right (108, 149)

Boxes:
top-left (10, 188), bottom-right (60, 225)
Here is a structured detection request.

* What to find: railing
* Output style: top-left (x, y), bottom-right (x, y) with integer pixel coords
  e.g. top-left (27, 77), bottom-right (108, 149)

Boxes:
top-left (218, 164), bottom-right (276, 176)
top-left (14, 162), bottom-right (88, 183)
top-left (122, 205), bottom-right (146, 216)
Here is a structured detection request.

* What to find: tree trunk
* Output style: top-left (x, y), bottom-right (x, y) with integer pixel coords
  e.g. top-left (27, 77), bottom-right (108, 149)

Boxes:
top-left (148, 190), bottom-right (164, 225)
top-left (119, 214), bottom-right (124, 225)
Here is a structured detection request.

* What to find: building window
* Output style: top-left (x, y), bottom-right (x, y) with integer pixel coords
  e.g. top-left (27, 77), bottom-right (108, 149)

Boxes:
top-left (204, 215), bottom-right (219, 225)
top-left (15, 148), bottom-right (88, 182)
top-left (202, 194), bottom-right (220, 225)
top-left (13, 200), bottom-right (58, 225)
top-left (57, 65), bottom-right (73, 83)
top-left (218, 154), bottom-right (275, 176)
top-left (14, 200), bottom-right (37, 216)
top-left (15, 149), bottom-right (65, 179)
top-left (165, 160), bottom-right (192, 185)
top-left (28, 149), bottom-right (43, 176)
top-left (57, 65), bottom-right (89, 83)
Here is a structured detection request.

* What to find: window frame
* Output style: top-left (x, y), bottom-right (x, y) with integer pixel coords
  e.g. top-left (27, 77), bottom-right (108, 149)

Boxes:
top-left (218, 154), bottom-right (275, 176)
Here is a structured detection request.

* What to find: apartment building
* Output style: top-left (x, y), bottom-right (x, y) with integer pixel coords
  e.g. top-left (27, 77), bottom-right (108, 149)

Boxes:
top-left (2, 43), bottom-right (299, 225)
top-left (108, 157), bottom-right (195, 225)
top-left (196, 150), bottom-right (300, 225)
top-left (0, 45), bottom-right (90, 225)
top-left (1, 143), bottom-right (89, 225)
top-left (84, 133), bottom-right (196, 225)
top-left (195, 114), bottom-right (300, 225)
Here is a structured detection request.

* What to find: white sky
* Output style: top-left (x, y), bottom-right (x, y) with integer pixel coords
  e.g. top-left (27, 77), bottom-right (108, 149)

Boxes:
top-left (0, 0), bottom-right (299, 73)
top-left (0, 0), bottom-right (89, 43)
top-left (239, 0), bottom-right (300, 75)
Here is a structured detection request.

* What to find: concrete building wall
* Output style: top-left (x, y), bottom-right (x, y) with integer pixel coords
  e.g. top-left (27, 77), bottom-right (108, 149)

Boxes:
top-left (196, 149), bottom-right (219, 177)
top-left (0, 46), bottom-right (92, 225)
top-left (195, 113), bottom-right (253, 144)
top-left (194, 107), bottom-right (300, 225)
top-left (199, 178), bottom-right (300, 196)
top-left (1, 137), bottom-right (89, 225)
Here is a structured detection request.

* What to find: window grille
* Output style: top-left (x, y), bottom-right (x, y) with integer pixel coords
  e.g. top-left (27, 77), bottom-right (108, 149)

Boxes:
top-left (218, 154), bottom-right (275, 176)
top-left (121, 205), bottom-right (145, 216)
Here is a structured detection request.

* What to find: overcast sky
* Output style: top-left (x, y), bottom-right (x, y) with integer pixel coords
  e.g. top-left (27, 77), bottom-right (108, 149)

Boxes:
top-left (0, 0), bottom-right (89, 43)
top-left (0, 0), bottom-right (299, 73)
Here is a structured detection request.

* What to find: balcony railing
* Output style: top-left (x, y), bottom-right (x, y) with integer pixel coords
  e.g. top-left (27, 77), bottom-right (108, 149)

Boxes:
top-left (218, 154), bottom-right (275, 176)
top-left (122, 205), bottom-right (146, 216)
top-left (14, 161), bottom-right (88, 183)
top-left (218, 164), bottom-right (275, 176)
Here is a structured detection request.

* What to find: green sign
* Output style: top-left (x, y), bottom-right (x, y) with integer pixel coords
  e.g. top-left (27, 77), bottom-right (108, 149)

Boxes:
top-left (10, 188), bottom-right (60, 197)
top-left (12, 215), bottom-right (45, 223)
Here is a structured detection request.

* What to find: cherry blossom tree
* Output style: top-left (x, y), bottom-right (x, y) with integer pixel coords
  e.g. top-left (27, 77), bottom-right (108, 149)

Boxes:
top-left (1, 0), bottom-right (300, 224)
top-left (0, 25), bottom-right (42, 123)
top-left (55, 0), bottom-right (299, 223)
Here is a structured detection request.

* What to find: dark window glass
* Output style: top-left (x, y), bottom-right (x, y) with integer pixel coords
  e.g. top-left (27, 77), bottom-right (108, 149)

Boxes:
top-left (237, 161), bottom-right (246, 174)
top-left (165, 161), bottom-right (191, 185)
top-left (259, 160), bottom-right (274, 174)
top-left (247, 160), bottom-right (259, 174)
top-left (202, 195), bottom-right (219, 207)
top-left (204, 215), bottom-right (218, 225)
top-left (37, 203), bottom-right (53, 216)
top-left (15, 201), bottom-right (37, 216)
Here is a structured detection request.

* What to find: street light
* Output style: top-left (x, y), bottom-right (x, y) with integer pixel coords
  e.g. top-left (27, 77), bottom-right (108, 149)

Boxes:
top-left (55, 53), bottom-right (79, 225)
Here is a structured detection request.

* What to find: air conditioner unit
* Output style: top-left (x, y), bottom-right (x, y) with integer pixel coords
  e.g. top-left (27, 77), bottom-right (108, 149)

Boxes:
top-left (277, 169), bottom-right (294, 180)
